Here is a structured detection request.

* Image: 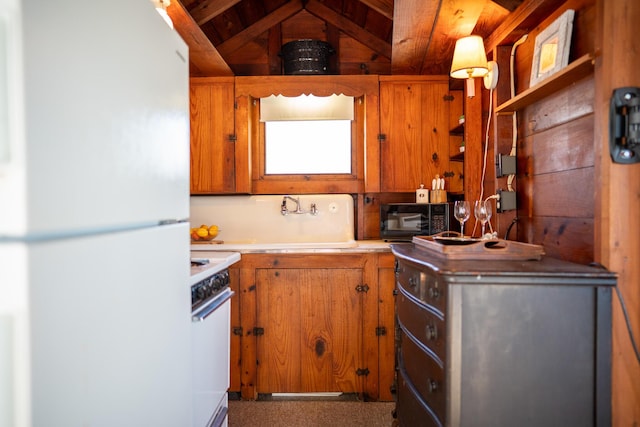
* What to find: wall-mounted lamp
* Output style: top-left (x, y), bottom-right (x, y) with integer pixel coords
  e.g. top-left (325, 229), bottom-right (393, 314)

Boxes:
top-left (150, 0), bottom-right (174, 29)
top-left (450, 35), bottom-right (498, 97)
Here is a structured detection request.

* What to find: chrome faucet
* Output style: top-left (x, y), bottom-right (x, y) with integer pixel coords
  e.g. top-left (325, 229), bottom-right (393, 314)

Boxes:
top-left (281, 195), bottom-right (303, 215)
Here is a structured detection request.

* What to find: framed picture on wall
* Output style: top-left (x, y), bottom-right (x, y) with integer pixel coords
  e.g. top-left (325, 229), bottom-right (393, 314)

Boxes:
top-left (529, 9), bottom-right (575, 87)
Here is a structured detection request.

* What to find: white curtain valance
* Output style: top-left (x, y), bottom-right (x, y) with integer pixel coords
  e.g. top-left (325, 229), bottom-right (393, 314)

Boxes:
top-left (259, 94), bottom-right (354, 122)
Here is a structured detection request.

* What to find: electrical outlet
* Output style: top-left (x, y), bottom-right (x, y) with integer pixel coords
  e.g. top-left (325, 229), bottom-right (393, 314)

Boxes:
top-left (497, 189), bottom-right (517, 212)
top-left (496, 154), bottom-right (516, 177)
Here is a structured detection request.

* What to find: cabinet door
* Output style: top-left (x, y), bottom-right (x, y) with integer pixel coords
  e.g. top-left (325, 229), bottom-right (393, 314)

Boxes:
top-left (380, 81), bottom-right (450, 192)
top-left (255, 268), bottom-right (364, 394)
top-left (190, 79), bottom-right (235, 194)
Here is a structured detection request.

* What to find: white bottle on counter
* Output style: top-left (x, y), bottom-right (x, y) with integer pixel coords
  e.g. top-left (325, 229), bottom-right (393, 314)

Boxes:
top-left (416, 184), bottom-right (429, 204)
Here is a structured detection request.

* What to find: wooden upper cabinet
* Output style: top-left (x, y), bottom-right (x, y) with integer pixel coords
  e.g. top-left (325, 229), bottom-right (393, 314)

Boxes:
top-left (189, 77), bottom-right (236, 194)
top-left (379, 76), bottom-right (451, 192)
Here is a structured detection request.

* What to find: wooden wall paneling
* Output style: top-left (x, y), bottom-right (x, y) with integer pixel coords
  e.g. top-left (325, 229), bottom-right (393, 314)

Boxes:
top-left (522, 77), bottom-right (595, 136)
top-left (532, 167), bottom-right (594, 217)
top-left (516, 74), bottom-right (596, 255)
top-left (491, 46), bottom-right (518, 239)
top-left (268, 25), bottom-right (283, 75)
top-left (595, 0), bottom-right (640, 423)
top-left (463, 79), bottom-right (483, 204)
top-left (327, 23), bottom-right (341, 74)
top-left (234, 92), bottom-right (252, 193)
top-left (364, 90), bottom-right (381, 192)
top-left (526, 216), bottom-right (594, 263)
top-left (531, 113), bottom-right (594, 174)
top-left (339, 36), bottom-right (391, 75)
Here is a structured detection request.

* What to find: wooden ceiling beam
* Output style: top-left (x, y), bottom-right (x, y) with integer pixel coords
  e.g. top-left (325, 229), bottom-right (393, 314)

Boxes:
top-left (305, 0), bottom-right (392, 59)
top-left (358, 0), bottom-right (394, 20)
top-left (390, 0), bottom-right (440, 74)
top-left (188, 0), bottom-right (242, 26)
top-left (167, 0), bottom-right (234, 76)
top-left (420, 0), bottom-right (488, 75)
top-left (216, 0), bottom-right (304, 57)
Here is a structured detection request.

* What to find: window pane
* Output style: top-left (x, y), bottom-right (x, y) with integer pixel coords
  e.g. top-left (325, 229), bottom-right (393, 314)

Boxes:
top-left (265, 120), bottom-right (351, 174)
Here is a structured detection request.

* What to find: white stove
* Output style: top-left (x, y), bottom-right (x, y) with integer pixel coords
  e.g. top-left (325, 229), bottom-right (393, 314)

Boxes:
top-left (190, 252), bottom-right (241, 285)
top-left (190, 252), bottom-right (240, 427)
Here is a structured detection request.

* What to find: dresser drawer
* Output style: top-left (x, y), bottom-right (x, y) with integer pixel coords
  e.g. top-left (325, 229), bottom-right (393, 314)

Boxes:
top-left (397, 368), bottom-right (443, 427)
top-left (396, 260), bottom-right (446, 314)
top-left (397, 287), bottom-right (445, 360)
top-left (399, 329), bottom-right (446, 423)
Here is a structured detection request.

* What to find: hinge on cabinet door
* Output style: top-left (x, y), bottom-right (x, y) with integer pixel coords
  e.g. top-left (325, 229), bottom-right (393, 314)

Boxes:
top-left (443, 171), bottom-right (454, 178)
top-left (232, 327), bottom-right (243, 336)
top-left (355, 284), bottom-right (370, 293)
top-left (228, 134), bottom-right (237, 142)
top-left (356, 368), bottom-right (370, 376)
top-left (252, 327), bottom-right (264, 336)
top-left (377, 134), bottom-right (386, 142)
top-left (376, 327), bottom-right (387, 336)
top-left (443, 94), bottom-right (454, 101)
top-left (610, 87), bottom-right (640, 163)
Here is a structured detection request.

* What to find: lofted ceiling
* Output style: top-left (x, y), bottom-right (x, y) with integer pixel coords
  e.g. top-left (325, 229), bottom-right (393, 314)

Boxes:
top-left (167, 0), bottom-right (524, 77)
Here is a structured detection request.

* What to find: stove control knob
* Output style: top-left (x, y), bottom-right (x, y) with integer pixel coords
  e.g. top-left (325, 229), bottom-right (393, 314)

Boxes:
top-left (196, 286), bottom-right (206, 299)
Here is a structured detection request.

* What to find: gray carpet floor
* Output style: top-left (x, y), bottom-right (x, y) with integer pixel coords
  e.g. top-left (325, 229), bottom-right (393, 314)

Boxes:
top-left (228, 400), bottom-right (396, 426)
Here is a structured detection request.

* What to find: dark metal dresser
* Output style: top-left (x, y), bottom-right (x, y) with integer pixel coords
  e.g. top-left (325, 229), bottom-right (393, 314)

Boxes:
top-left (391, 243), bottom-right (616, 427)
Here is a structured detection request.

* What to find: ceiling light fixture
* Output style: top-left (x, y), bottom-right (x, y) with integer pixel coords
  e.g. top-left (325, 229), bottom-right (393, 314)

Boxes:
top-left (450, 35), bottom-right (498, 97)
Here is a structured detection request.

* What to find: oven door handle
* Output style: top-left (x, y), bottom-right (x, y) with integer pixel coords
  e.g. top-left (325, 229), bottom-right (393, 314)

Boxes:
top-left (192, 288), bottom-right (234, 322)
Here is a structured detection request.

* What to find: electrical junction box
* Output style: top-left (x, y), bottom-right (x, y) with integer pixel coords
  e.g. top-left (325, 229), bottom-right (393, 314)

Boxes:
top-left (497, 189), bottom-right (517, 212)
top-left (497, 154), bottom-right (517, 177)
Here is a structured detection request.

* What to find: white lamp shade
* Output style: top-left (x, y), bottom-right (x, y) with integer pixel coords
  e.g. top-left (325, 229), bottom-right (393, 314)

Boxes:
top-left (450, 35), bottom-right (489, 79)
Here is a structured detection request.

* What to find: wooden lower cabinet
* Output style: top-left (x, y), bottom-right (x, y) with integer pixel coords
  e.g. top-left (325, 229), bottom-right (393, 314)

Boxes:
top-left (229, 252), bottom-right (396, 401)
top-left (391, 243), bottom-right (616, 427)
top-left (256, 268), bottom-right (363, 393)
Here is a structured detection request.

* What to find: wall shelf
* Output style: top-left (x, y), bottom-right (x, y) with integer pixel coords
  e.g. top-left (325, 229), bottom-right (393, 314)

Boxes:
top-left (495, 53), bottom-right (595, 114)
top-left (450, 152), bottom-right (464, 162)
top-left (449, 123), bottom-right (464, 136)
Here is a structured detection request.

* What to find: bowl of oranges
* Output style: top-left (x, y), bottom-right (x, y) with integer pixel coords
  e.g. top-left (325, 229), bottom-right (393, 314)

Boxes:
top-left (190, 224), bottom-right (220, 242)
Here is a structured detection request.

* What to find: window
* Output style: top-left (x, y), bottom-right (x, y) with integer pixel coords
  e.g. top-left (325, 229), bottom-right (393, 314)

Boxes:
top-left (265, 120), bottom-right (351, 174)
top-left (260, 94), bottom-right (354, 175)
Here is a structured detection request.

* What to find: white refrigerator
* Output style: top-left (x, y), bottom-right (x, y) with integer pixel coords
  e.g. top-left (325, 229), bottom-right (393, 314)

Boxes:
top-left (0, 1), bottom-right (192, 426)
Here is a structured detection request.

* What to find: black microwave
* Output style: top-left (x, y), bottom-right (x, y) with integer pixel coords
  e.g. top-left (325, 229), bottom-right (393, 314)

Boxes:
top-left (380, 203), bottom-right (452, 241)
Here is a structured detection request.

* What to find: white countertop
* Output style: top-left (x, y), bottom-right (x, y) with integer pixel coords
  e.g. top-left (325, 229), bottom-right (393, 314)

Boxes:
top-left (190, 240), bottom-right (392, 254)
top-left (189, 251), bottom-right (241, 286)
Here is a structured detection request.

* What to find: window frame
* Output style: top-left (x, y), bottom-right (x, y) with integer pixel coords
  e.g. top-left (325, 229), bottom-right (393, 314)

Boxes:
top-left (234, 75), bottom-right (379, 194)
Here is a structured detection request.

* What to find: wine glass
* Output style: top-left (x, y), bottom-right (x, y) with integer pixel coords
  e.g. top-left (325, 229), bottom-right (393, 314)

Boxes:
top-left (474, 200), bottom-right (493, 238)
top-left (453, 201), bottom-right (471, 238)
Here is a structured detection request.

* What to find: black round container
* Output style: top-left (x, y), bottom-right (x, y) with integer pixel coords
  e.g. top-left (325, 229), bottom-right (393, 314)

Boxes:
top-left (280, 40), bottom-right (335, 75)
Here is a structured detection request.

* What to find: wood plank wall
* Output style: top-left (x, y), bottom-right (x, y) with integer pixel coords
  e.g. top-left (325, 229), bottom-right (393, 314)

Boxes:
top-left (595, 0), bottom-right (640, 423)
top-left (493, 0), bottom-right (597, 265)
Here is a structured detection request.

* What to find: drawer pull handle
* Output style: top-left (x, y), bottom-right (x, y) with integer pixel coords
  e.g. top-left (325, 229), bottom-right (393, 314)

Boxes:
top-left (426, 324), bottom-right (437, 341)
top-left (428, 287), bottom-right (439, 299)
top-left (408, 276), bottom-right (418, 287)
top-left (428, 379), bottom-right (438, 393)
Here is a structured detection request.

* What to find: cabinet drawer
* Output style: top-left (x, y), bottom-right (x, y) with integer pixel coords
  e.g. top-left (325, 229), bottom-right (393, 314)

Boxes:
top-left (399, 329), bottom-right (446, 423)
top-left (397, 288), bottom-right (445, 360)
top-left (397, 261), bottom-right (446, 314)
top-left (397, 368), bottom-right (443, 427)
